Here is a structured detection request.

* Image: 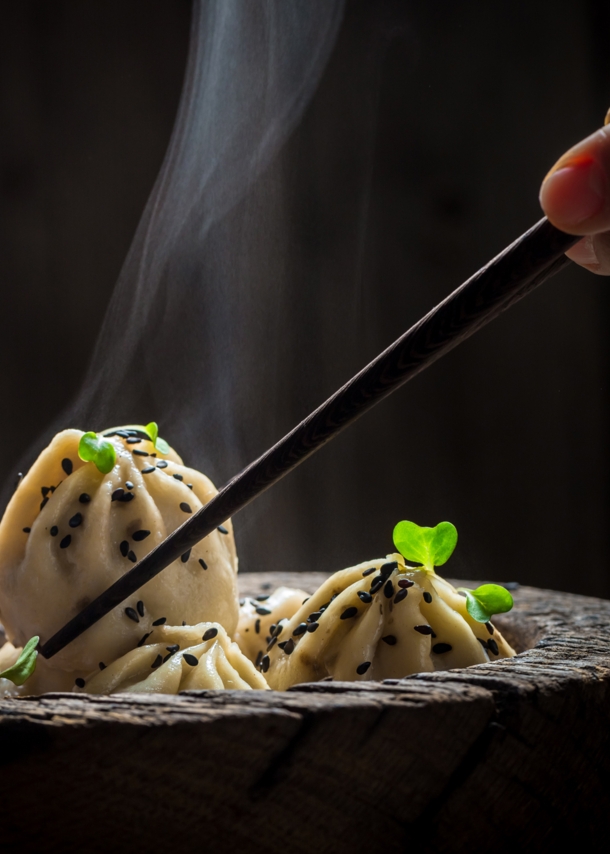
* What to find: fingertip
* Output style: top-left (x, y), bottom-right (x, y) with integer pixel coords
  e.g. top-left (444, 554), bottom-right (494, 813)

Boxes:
top-left (539, 155), bottom-right (606, 233)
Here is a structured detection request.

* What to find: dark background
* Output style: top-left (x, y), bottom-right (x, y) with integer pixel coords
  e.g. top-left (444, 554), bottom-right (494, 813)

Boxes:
top-left (1, 0), bottom-right (610, 596)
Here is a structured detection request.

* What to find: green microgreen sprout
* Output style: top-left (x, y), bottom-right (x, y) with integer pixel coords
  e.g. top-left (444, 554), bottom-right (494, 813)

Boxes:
top-left (145, 422), bottom-right (170, 456)
top-left (0, 635), bottom-right (39, 686)
top-left (458, 584), bottom-right (514, 623)
top-left (78, 432), bottom-right (117, 474)
top-left (392, 520), bottom-right (458, 572)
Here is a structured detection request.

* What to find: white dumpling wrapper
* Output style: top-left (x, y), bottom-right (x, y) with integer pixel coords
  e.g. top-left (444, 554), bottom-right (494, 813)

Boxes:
top-left (262, 554), bottom-right (515, 690)
top-left (0, 428), bottom-right (239, 686)
top-left (78, 622), bottom-right (268, 694)
top-left (234, 586), bottom-right (309, 665)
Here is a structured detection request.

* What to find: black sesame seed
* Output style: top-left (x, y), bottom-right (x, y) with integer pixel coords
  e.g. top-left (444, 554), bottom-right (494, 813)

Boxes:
top-left (384, 580), bottom-right (395, 599)
top-left (181, 549), bottom-right (191, 563)
top-left (432, 643), bottom-right (453, 654)
top-left (136, 632), bottom-right (152, 647)
top-left (61, 458), bottom-right (73, 476)
top-left (59, 534), bottom-right (71, 549)
top-left (136, 600), bottom-right (145, 617)
top-left (120, 540), bottom-right (129, 557)
top-left (307, 611), bottom-right (322, 622)
top-left (267, 637), bottom-right (277, 651)
top-left (380, 561), bottom-right (398, 579)
top-left (198, 558), bottom-right (208, 570)
top-left (173, 473), bottom-right (183, 481)
top-left (370, 577), bottom-right (384, 594)
top-left (163, 653), bottom-right (173, 663)
top-left (414, 625), bottom-right (434, 635)
top-left (283, 638), bottom-right (295, 655)
top-left (356, 661), bottom-right (371, 675)
top-left (271, 624), bottom-right (283, 638)
top-left (69, 512), bottom-right (83, 528)
top-left (99, 662), bottom-right (106, 670)
top-left (306, 622), bottom-right (319, 632)
top-left (126, 438), bottom-right (142, 444)
top-left (133, 450), bottom-right (149, 457)
top-left (79, 493), bottom-right (91, 504)
top-left (202, 627), bottom-right (218, 641)
top-left (180, 502), bottom-right (192, 513)
top-left (255, 607), bottom-right (272, 616)
top-left (41, 486), bottom-right (50, 497)
top-left (255, 619), bottom-right (261, 634)
top-left (125, 481), bottom-right (134, 490)
top-left (256, 595), bottom-right (270, 601)
top-left (217, 525), bottom-right (229, 535)
top-left (423, 592), bottom-right (433, 604)
top-left (118, 492), bottom-right (135, 503)
top-left (382, 635), bottom-right (397, 645)
top-left (398, 579), bottom-right (414, 589)
top-left (362, 566), bottom-right (377, 577)
top-left (340, 607), bottom-right (358, 620)
top-left (293, 623), bottom-right (308, 637)
top-left (255, 650), bottom-right (263, 668)
top-left (187, 484), bottom-right (193, 489)
top-left (50, 526), bottom-right (58, 537)
top-left (394, 589), bottom-right (408, 604)
top-left (156, 460), bottom-right (168, 469)
top-left (22, 527), bottom-right (31, 534)
top-left (261, 655), bottom-right (270, 673)
top-left (111, 488), bottom-right (124, 502)
top-left (357, 591), bottom-right (373, 603)
top-left (125, 607), bottom-right (139, 623)
top-left (127, 550), bottom-right (137, 563)
top-left (151, 654), bottom-right (163, 668)
top-left (477, 637), bottom-right (487, 648)
top-left (277, 641), bottom-right (287, 650)
top-left (40, 497), bottom-right (48, 511)
top-left (130, 532), bottom-right (150, 545)
top-left (75, 677), bottom-right (85, 688)
top-left (487, 638), bottom-right (499, 656)
top-left (166, 644), bottom-right (180, 654)
top-left (141, 466), bottom-right (155, 474)
top-left (152, 617), bottom-right (166, 626)
top-left (485, 622), bottom-right (495, 635)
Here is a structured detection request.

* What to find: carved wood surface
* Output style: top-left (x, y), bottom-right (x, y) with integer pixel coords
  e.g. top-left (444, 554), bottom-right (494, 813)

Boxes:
top-left (1, 573), bottom-right (609, 852)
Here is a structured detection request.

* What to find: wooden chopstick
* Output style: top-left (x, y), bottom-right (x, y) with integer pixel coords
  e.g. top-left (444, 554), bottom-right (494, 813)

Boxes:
top-left (40, 216), bottom-right (579, 659)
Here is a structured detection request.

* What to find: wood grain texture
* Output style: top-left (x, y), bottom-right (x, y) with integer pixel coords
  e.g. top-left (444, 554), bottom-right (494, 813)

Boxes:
top-left (39, 219), bottom-right (580, 660)
top-left (2, 573), bottom-right (609, 852)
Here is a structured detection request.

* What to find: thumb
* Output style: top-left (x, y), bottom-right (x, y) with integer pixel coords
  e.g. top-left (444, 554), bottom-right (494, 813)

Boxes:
top-left (539, 123), bottom-right (610, 236)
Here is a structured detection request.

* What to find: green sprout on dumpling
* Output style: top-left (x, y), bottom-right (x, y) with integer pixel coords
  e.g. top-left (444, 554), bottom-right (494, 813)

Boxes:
top-left (392, 519), bottom-right (513, 623)
top-left (0, 635), bottom-right (39, 686)
top-left (78, 433), bottom-right (117, 474)
top-left (144, 422), bottom-right (170, 455)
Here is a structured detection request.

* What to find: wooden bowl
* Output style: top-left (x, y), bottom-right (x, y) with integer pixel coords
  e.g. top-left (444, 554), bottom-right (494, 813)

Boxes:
top-left (0, 572), bottom-right (608, 852)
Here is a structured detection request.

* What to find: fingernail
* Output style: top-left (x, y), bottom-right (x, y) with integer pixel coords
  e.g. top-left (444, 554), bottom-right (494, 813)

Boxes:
top-left (566, 236), bottom-right (599, 267)
top-left (540, 155), bottom-right (606, 225)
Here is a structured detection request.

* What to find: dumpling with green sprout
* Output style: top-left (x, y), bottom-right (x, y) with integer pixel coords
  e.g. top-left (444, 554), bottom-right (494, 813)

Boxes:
top-left (0, 424), bottom-right (239, 692)
top-left (260, 521), bottom-right (516, 690)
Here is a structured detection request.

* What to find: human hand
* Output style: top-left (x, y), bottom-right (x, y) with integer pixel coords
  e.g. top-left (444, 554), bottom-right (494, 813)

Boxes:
top-left (539, 113), bottom-right (610, 275)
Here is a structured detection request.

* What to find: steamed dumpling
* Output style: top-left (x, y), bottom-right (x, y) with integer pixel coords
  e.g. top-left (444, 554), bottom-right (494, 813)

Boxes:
top-left (261, 555), bottom-right (515, 690)
top-left (234, 586), bottom-right (309, 667)
top-left (76, 622), bottom-right (268, 694)
top-left (0, 427), bottom-right (239, 691)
